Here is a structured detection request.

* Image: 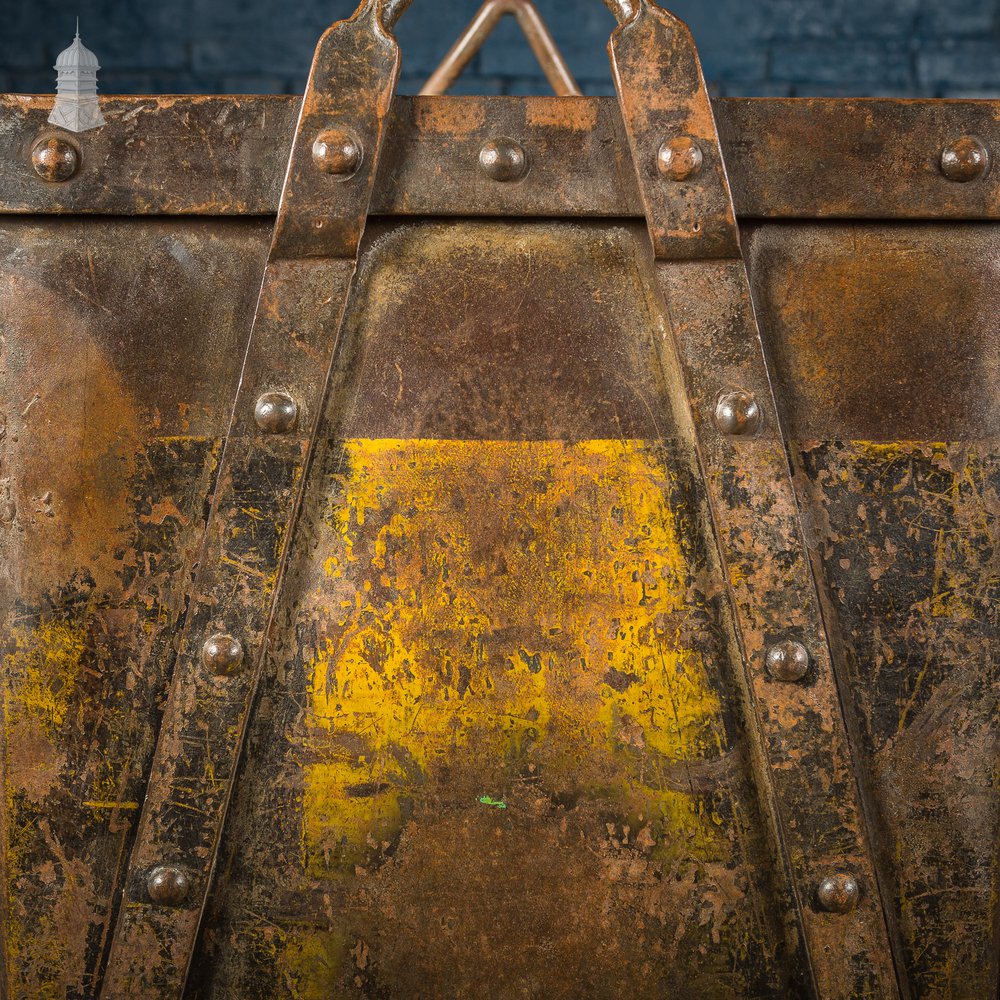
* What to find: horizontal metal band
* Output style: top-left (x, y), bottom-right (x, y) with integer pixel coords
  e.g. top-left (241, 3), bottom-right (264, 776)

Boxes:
top-left (1, 94), bottom-right (998, 220)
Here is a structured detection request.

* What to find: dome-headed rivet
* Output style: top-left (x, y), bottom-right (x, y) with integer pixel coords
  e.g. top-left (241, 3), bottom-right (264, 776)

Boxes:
top-left (479, 137), bottom-right (528, 182)
top-left (31, 136), bottom-right (79, 182)
top-left (254, 391), bottom-right (298, 434)
top-left (765, 640), bottom-right (810, 682)
top-left (657, 136), bottom-right (703, 181)
top-left (312, 128), bottom-right (362, 177)
top-left (714, 390), bottom-right (762, 436)
top-left (816, 873), bottom-right (860, 914)
top-left (201, 633), bottom-right (244, 676)
top-left (940, 136), bottom-right (990, 182)
top-left (147, 865), bottom-right (190, 906)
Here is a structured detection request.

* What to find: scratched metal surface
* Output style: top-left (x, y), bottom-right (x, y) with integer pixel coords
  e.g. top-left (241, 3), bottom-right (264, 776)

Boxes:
top-left (746, 222), bottom-right (1000, 1000)
top-left (0, 218), bottom-right (268, 998)
top-left (185, 219), bottom-right (794, 999)
top-left (1, 218), bottom-right (997, 998)
top-left (3, 95), bottom-right (1000, 221)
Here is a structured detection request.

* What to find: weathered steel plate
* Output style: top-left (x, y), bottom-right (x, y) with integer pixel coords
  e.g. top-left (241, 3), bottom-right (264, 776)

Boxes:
top-left (1, 95), bottom-right (999, 220)
top-left (186, 218), bottom-right (794, 998)
top-left (0, 218), bottom-right (268, 997)
top-left (746, 221), bottom-right (1000, 999)
top-left (3, 213), bottom-right (995, 998)
top-left (1, 26), bottom-right (998, 986)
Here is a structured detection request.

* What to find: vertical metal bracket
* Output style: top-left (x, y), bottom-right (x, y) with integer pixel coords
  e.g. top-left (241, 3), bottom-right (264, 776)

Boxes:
top-left (606, 2), bottom-right (906, 997)
top-left (98, 2), bottom-right (409, 995)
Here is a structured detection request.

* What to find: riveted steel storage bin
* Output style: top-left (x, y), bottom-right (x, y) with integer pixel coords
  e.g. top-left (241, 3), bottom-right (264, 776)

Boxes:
top-left (1, 1), bottom-right (997, 997)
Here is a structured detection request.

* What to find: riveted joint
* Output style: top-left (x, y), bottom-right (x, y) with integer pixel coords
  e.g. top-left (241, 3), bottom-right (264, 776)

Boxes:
top-left (816, 873), bottom-right (860, 914)
top-left (765, 640), bottom-right (810, 682)
top-left (479, 138), bottom-right (528, 182)
top-left (940, 136), bottom-right (990, 183)
top-left (657, 137), bottom-right (703, 182)
top-left (202, 633), bottom-right (244, 676)
top-left (31, 135), bottom-right (80, 183)
top-left (254, 391), bottom-right (299, 434)
top-left (146, 865), bottom-right (191, 907)
top-left (312, 128), bottom-right (363, 178)
top-left (714, 390), bottom-right (762, 437)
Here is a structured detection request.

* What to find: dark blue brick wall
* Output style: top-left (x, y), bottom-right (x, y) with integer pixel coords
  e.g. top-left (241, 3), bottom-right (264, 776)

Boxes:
top-left (1, 0), bottom-right (998, 98)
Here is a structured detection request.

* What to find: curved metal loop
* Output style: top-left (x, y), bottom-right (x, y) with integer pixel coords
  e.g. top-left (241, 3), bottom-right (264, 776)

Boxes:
top-left (602, 0), bottom-right (640, 24)
top-left (419, 0), bottom-right (581, 97)
top-left (370, 0), bottom-right (641, 34)
top-left (380, 0), bottom-right (416, 29)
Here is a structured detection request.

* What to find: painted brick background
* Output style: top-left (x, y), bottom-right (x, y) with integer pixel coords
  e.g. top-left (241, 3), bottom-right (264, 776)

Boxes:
top-left (1, 0), bottom-right (999, 98)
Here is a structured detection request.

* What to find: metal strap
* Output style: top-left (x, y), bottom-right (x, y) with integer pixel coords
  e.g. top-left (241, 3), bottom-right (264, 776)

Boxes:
top-left (98, 3), bottom-right (404, 995)
top-left (608, 3), bottom-right (906, 997)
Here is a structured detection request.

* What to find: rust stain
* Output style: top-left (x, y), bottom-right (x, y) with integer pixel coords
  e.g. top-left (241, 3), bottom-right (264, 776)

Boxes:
top-left (0, 272), bottom-right (141, 596)
top-left (525, 97), bottom-right (597, 130)
top-left (412, 96), bottom-right (486, 136)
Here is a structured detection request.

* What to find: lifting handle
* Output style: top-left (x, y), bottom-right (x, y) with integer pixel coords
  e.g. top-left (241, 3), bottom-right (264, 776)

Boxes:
top-left (372, 0), bottom-right (642, 33)
top-left (354, 0), bottom-right (657, 97)
top-left (420, 0), bottom-right (581, 98)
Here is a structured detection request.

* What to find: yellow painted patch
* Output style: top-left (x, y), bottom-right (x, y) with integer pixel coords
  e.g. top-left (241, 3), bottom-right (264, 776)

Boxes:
top-left (2, 618), bottom-right (89, 997)
top-left (300, 440), bottom-right (729, 886)
top-left (4, 618), bottom-right (86, 733)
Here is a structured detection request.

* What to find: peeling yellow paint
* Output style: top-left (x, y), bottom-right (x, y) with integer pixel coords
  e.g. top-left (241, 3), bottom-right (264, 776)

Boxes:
top-left (4, 618), bottom-right (86, 734)
top-left (2, 618), bottom-right (89, 996)
top-left (301, 438), bottom-right (728, 883)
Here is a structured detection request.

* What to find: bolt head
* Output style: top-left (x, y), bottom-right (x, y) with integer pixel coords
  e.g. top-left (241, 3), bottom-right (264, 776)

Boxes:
top-left (479, 138), bottom-right (528, 182)
top-left (765, 640), bottom-right (810, 682)
top-left (657, 136), bottom-right (703, 181)
top-left (940, 136), bottom-right (990, 183)
top-left (147, 865), bottom-right (190, 906)
top-left (254, 391), bottom-right (298, 434)
top-left (816, 873), bottom-right (860, 914)
top-left (312, 128), bottom-right (362, 177)
top-left (31, 136), bottom-right (79, 182)
top-left (714, 390), bottom-right (762, 436)
top-left (202, 633), bottom-right (244, 676)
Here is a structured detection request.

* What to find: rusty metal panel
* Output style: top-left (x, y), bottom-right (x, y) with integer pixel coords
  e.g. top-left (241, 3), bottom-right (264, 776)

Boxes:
top-left (1, 212), bottom-right (997, 1000)
top-left (0, 218), bottom-right (267, 996)
top-left (0, 3), bottom-right (997, 998)
top-left (2, 95), bottom-right (1000, 221)
top-left (98, 11), bottom-right (406, 994)
top-left (745, 221), bottom-right (1000, 1000)
top-left (798, 440), bottom-right (998, 1000)
top-left (3, 214), bottom-right (995, 999)
top-left (186, 218), bottom-right (794, 999)
top-left (609, 9), bottom-right (901, 994)
top-left (744, 223), bottom-right (1000, 443)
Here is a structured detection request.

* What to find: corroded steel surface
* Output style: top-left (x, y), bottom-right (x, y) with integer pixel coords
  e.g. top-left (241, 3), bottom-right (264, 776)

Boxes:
top-left (0, 218), bottom-right (269, 997)
top-left (609, 3), bottom-right (739, 259)
top-left (2, 95), bottom-right (1000, 220)
top-left (97, 5), bottom-right (406, 996)
top-left (188, 218), bottom-right (794, 998)
top-left (2, 214), bottom-right (997, 998)
top-left (744, 224), bottom-right (1000, 442)
top-left (800, 441), bottom-right (998, 998)
top-left (747, 222), bottom-right (1000, 999)
top-left (1, 2), bottom-right (998, 998)
top-left (721, 100), bottom-right (1000, 222)
top-left (610, 5), bottom-right (901, 995)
